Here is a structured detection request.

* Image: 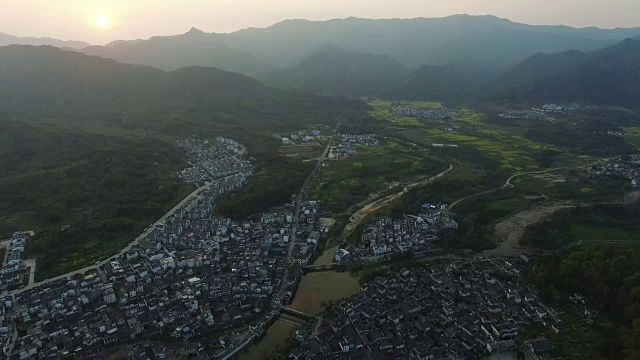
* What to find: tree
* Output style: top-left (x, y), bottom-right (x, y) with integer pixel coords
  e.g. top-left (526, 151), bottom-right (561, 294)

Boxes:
top-left (514, 349), bottom-right (526, 360)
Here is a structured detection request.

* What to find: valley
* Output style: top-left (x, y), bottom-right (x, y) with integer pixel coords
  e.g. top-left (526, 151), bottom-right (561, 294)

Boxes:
top-left (1, 11), bottom-right (640, 360)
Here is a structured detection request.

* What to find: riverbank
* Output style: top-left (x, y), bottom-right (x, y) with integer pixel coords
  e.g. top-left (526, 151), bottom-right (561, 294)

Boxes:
top-left (290, 270), bottom-right (361, 315)
top-left (239, 269), bottom-right (361, 359)
top-left (238, 320), bottom-right (299, 360)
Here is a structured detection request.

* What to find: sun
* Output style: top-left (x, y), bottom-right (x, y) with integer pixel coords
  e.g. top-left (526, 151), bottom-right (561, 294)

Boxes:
top-left (96, 14), bottom-right (110, 27)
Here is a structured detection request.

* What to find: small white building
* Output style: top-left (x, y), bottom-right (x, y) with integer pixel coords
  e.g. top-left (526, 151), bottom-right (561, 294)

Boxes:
top-left (335, 249), bottom-right (351, 262)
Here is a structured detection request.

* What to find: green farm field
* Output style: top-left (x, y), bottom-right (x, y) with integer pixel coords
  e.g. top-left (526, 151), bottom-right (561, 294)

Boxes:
top-left (307, 140), bottom-right (445, 213)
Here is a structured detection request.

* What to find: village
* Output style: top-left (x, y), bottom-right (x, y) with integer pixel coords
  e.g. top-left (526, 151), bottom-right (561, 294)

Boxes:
top-left (497, 104), bottom-right (576, 121)
top-left (275, 129), bottom-right (330, 146)
top-left (0, 232), bottom-right (33, 290)
top-left (0, 138), bottom-right (331, 359)
top-left (177, 137), bottom-right (253, 184)
top-left (588, 154), bottom-right (640, 188)
top-left (289, 258), bottom-right (561, 360)
top-left (335, 204), bottom-right (458, 262)
top-left (390, 105), bottom-right (459, 119)
top-left (327, 134), bottom-right (380, 160)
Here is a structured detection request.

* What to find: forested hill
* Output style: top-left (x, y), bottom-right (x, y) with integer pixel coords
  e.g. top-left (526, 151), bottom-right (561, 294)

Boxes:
top-left (379, 64), bottom-right (473, 101)
top-left (488, 49), bottom-right (592, 90)
top-left (489, 38), bottom-right (640, 107)
top-left (0, 120), bottom-right (191, 279)
top-left (0, 45), bottom-right (269, 112)
top-left (0, 45), bottom-right (370, 136)
top-left (258, 44), bottom-right (409, 97)
top-left (532, 242), bottom-right (640, 358)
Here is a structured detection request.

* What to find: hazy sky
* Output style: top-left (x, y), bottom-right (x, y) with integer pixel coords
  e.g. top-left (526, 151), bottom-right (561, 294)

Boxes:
top-left (3, 0), bottom-right (640, 44)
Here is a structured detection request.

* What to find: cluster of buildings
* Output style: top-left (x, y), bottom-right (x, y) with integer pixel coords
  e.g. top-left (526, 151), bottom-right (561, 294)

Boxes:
top-left (338, 134), bottom-right (379, 147)
top-left (593, 129), bottom-right (626, 137)
top-left (177, 137), bottom-right (252, 184)
top-left (390, 105), bottom-right (458, 119)
top-left (7, 244), bottom-right (243, 359)
top-left (498, 104), bottom-right (576, 121)
top-left (1, 172), bottom-right (270, 358)
top-left (0, 232), bottom-right (32, 289)
top-left (276, 129), bottom-right (326, 146)
top-left (588, 155), bottom-right (640, 187)
top-left (338, 205), bottom-right (457, 261)
top-left (328, 134), bottom-right (379, 160)
top-left (431, 144), bottom-right (459, 148)
top-left (289, 258), bottom-right (559, 360)
top-left (290, 201), bottom-right (326, 267)
top-left (1, 133), bottom-right (332, 358)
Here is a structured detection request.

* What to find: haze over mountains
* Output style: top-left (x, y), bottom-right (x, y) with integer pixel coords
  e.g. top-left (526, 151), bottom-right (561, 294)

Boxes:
top-left (221, 15), bottom-right (637, 70)
top-left (0, 45), bottom-right (368, 136)
top-left (5, 14), bottom-right (632, 77)
top-left (82, 27), bottom-right (271, 76)
top-left (490, 38), bottom-right (640, 107)
top-left (2, 14), bottom-right (640, 108)
top-left (258, 43), bottom-right (410, 97)
top-left (0, 32), bottom-right (91, 49)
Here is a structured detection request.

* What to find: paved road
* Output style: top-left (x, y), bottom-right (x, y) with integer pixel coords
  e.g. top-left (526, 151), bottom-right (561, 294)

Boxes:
top-left (503, 167), bottom-right (564, 188)
top-left (565, 239), bottom-right (640, 249)
top-left (450, 156), bottom-right (622, 211)
top-left (218, 130), bottom-right (335, 360)
top-left (450, 168), bottom-right (564, 211)
top-left (282, 133), bottom-right (334, 288)
top-left (2, 183), bottom-right (210, 297)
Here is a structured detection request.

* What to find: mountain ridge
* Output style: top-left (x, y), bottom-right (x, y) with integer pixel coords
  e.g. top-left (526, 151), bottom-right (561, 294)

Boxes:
top-left (488, 38), bottom-right (640, 107)
top-left (0, 32), bottom-right (91, 49)
top-left (258, 44), bottom-right (409, 97)
top-left (0, 45), bottom-right (370, 136)
top-left (75, 15), bottom-right (640, 79)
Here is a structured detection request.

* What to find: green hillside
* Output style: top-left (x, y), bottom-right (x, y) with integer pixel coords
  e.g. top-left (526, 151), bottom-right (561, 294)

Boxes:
top-left (0, 121), bottom-right (191, 279)
top-left (0, 45), bottom-right (370, 136)
top-left (491, 38), bottom-right (640, 107)
top-left (379, 64), bottom-right (473, 101)
top-left (259, 44), bottom-right (409, 97)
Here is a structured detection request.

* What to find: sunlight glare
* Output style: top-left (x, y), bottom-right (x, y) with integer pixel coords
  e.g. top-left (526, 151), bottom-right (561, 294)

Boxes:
top-left (96, 14), bottom-right (110, 27)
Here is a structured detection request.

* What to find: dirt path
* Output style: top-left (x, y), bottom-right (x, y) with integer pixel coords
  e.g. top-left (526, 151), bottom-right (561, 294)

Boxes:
top-left (484, 202), bottom-right (575, 257)
top-left (342, 164), bottom-right (454, 240)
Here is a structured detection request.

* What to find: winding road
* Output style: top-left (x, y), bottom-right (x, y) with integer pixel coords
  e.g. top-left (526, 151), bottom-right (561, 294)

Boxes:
top-left (449, 156), bottom-right (622, 212)
top-left (2, 183), bottom-right (211, 297)
top-left (449, 167), bottom-right (563, 211)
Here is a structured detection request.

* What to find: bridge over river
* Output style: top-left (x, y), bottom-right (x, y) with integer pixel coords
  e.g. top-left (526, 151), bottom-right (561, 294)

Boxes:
top-left (280, 306), bottom-right (314, 320)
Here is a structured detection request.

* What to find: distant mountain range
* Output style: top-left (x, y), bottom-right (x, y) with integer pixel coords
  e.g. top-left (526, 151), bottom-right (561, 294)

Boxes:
top-left (221, 15), bottom-right (638, 71)
top-left (82, 27), bottom-right (271, 76)
top-left (258, 43), bottom-right (409, 97)
top-left (489, 38), bottom-right (640, 107)
top-left (4, 14), bottom-right (626, 78)
top-left (2, 15), bottom-right (640, 108)
top-left (0, 32), bottom-right (90, 49)
top-left (256, 36), bottom-right (640, 108)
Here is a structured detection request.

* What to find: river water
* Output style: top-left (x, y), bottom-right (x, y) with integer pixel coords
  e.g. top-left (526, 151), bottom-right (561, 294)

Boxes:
top-left (238, 269), bottom-right (361, 359)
